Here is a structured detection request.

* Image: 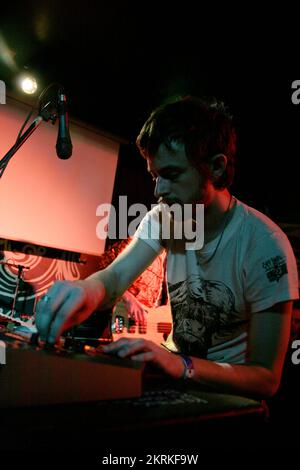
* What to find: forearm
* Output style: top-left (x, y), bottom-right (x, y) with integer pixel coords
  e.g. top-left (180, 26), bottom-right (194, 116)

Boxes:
top-left (86, 267), bottom-right (126, 310)
top-left (103, 337), bottom-right (279, 399)
top-left (188, 356), bottom-right (279, 398)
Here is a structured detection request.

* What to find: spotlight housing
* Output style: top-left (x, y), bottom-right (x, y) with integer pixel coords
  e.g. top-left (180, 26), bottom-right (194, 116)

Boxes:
top-left (20, 76), bottom-right (38, 94)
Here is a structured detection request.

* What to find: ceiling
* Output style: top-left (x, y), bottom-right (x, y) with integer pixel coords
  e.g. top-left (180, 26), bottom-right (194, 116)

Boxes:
top-left (1, 1), bottom-right (299, 221)
top-left (0, 1), bottom-right (284, 140)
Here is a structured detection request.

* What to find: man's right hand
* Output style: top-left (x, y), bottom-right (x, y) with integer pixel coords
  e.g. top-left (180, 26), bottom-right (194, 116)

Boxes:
top-left (35, 238), bottom-right (160, 344)
top-left (35, 278), bottom-right (106, 344)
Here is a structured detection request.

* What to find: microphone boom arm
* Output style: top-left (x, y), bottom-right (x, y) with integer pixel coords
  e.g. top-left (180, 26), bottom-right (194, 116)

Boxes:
top-left (0, 102), bottom-right (57, 178)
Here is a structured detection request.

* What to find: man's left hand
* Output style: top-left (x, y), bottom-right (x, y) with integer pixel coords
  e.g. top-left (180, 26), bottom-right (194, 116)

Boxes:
top-left (103, 338), bottom-right (184, 379)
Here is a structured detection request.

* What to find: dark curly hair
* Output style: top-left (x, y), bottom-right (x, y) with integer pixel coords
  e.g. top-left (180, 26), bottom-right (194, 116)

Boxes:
top-left (136, 96), bottom-right (237, 189)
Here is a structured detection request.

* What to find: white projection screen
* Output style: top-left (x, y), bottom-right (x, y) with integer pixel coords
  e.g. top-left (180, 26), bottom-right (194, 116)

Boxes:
top-left (0, 97), bottom-right (119, 256)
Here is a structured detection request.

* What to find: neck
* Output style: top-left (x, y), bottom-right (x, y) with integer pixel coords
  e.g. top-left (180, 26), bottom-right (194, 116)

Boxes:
top-left (203, 189), bottom-right (233, 242)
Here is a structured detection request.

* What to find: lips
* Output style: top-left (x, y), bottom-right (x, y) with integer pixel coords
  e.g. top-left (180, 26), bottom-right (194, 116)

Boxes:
top-left (159, 198), bottom-right (179, 206)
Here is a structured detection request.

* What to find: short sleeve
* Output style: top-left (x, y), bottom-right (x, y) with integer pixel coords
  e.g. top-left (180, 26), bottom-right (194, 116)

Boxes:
top-left (243, 231), bottom-right (299, 313)
top-left (133, 205), bottom-right (163, 254)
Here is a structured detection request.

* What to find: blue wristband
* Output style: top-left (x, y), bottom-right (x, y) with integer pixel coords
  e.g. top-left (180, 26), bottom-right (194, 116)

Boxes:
top-left (180, 355), bottom-right (194, 379)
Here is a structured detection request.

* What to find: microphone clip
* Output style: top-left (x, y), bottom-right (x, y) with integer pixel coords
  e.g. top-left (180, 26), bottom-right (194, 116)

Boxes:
top-left (39, 101), bottom-right (57, 125)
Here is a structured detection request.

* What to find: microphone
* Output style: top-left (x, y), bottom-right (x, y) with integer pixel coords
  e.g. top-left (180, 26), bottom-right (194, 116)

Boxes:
top-left (56, 90), bottom-right (73, 159)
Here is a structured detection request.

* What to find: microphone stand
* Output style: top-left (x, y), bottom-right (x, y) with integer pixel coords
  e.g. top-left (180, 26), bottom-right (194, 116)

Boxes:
top-left (0, 101), bottom-right (57, 177)
top-left (0, 101), bottom-right (57, 317)
top-left (0, 261), bottom-right (30, 318)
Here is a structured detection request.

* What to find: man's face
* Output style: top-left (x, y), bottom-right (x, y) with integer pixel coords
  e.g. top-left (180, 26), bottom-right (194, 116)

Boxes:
top-left (147, 141), bottom-right (209, 207)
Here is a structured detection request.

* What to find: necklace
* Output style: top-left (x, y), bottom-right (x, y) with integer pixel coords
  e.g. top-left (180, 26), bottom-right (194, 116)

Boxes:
top-left (197, 194), bottom-right (235, 265)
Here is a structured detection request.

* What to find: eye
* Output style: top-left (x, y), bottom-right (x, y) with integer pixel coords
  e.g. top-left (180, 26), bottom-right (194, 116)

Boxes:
top-left (166, 172), bottom-right (179, 181)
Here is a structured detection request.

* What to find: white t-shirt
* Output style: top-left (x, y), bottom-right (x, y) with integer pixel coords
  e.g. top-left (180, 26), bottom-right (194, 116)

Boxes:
top-left (134, 198), bottom-right (299, 364)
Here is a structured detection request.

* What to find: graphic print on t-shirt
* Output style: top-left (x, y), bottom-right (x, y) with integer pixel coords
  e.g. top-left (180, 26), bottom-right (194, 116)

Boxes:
top-left (168, 274), bottom-right (245, 357)
top-left (262, 255), bottom-right (288, 283)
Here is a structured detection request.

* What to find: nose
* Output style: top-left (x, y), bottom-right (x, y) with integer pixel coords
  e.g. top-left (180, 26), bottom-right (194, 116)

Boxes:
top-left (154, 176), bottom-right (170, 200)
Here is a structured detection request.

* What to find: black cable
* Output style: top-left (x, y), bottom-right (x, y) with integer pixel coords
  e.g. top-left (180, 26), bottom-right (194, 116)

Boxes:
top-left (0, 82), bottom-right (62, 178)
top-left (15, 108), bottom-right (34, 144)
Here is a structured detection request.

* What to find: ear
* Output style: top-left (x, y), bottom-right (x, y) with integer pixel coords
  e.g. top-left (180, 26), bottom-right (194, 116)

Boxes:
top-left (209, 154), bottom-right (227, 182)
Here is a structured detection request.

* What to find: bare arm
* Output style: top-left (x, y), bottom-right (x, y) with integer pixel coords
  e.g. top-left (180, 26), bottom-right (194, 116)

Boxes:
top-left (87, 238), bottom-right (160, 309)
top-left (183, 301), bottom-right (292, 397)
top-left (104, 301), bottom-right (293, 399)
top-left (35, 238), bottom-right (160, 343)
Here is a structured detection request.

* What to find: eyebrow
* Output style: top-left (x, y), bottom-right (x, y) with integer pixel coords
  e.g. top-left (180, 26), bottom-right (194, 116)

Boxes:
top-left (147, 164), bottom-right (184, 176)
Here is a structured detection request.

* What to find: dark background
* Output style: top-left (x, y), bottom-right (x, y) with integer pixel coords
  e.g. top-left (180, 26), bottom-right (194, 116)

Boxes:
top-left (1, 1), bottom-right (299, 223)
top-left (1, 3), bottom-right (300, 454)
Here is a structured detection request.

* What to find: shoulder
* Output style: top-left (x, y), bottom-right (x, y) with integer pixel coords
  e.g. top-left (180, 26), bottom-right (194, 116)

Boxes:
top-left (235, 199), bottom-right (290, 247)
top-left (235, 200), bottom-right (298, 287)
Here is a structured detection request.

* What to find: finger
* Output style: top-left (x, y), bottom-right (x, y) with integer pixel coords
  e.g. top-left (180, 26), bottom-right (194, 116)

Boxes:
top-left (103, 337), bottom-right (141, 352)
top-left (132, 307), bottom-right (140, 322)
top-left (108, 339), bottom-right (154, 358)
top-left (35, 283), bottom-right (72, 340)
top-left (134, 308), bottom-right (145, 324)
top-left (45, 289), bottom-right (86, 343)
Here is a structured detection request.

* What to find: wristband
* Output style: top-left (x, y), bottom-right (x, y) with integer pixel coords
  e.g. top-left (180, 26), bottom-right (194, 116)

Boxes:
top-left (180, 354), bottom-right (194, 379)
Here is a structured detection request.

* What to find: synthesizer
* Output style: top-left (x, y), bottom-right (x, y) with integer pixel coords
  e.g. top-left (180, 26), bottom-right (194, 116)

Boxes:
top-left (0, 327), bottom-right (143, 407)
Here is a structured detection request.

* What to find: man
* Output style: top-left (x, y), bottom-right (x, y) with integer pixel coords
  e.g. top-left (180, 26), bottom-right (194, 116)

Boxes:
top-left (36, 96), bottom-right (299, 398)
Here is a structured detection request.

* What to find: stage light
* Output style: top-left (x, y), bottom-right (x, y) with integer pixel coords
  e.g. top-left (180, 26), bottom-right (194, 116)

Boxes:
top-left (20, 76), bottom-right (38, 94)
